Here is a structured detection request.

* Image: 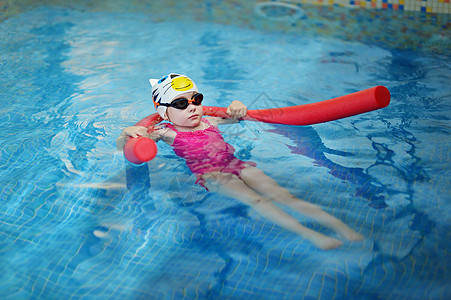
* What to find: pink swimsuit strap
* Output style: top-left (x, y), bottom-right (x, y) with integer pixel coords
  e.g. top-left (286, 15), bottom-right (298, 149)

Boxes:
top-left (165, 118), bottom-right (218, 136)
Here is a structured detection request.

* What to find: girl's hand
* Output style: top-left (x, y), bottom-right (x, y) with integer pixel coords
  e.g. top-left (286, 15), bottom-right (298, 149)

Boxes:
top-left (226, 100), bottom-right (247, 118)
top-left (121, 126), bottom-right (148, 138)
top-left (122, 126), bottom-right (147, 138)
top-left (116, 126), bottom-right (149, 151)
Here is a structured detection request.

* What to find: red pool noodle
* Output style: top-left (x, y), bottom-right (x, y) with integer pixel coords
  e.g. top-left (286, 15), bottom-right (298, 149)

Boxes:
top-left (123, 86), bottom-right (390, 164)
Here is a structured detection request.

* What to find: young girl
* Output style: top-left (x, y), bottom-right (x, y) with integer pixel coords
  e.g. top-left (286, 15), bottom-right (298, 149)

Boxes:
top-left (116, 73), bottom-right (364, 250)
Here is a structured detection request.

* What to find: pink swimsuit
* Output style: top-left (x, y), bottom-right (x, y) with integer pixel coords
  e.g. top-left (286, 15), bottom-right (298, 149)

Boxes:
top-left (165, 119), bottom-right (256, 189)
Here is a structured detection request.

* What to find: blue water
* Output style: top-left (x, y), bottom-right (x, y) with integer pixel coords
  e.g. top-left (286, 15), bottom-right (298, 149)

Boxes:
top-left (1, 5), bottom-right (450, 300)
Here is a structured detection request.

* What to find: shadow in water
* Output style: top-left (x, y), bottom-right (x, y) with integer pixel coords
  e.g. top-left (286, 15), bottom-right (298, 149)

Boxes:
top-left (267, 124), bottom-right (388, 208)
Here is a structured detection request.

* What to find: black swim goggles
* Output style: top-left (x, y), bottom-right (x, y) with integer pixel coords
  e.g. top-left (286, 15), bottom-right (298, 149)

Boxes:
top-left (159, 93), bottom-right (204, 110)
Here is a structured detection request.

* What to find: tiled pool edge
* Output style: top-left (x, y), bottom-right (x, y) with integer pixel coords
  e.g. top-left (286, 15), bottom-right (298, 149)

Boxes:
top-left (282, 0), bottom-right (450, 14)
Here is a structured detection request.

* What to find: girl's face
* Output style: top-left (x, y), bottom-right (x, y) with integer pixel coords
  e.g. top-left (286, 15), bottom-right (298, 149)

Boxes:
top-left (164, 91), bottom-right (204, 128)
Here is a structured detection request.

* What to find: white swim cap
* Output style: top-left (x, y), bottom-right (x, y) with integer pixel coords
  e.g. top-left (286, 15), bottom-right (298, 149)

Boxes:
top-left (149, 73), bottom-right (198, 117)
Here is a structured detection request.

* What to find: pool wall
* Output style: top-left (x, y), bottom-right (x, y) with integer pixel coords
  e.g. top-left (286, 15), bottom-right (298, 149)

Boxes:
top-left (255, 1), bottom-right (449, 54)
top-left (2, 0), bottom-right (449, 55)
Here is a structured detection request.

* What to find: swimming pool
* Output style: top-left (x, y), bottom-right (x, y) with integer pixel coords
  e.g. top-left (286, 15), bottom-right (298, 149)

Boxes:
top-left (1, 1), bottom-right (450, 299)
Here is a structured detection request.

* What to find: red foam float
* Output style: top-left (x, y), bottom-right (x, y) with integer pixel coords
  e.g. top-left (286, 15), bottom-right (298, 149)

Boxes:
top-left (123, 86), bottom-right (390, 164)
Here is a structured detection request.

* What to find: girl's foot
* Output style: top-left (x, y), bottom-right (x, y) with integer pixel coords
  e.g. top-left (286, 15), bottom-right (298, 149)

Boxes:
top-left (308, 232), bottom-right (343, 250)
top-left (337, 226), bottom-right (364, 241)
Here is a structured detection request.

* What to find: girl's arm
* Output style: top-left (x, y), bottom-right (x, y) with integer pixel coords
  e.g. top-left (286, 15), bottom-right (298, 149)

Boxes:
top-left (208, 100), bottom-right (248, 126)
top-left (116, 126), bottom-right (168, 151)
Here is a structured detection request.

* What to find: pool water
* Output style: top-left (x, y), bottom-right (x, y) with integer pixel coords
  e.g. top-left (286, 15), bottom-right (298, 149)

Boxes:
top-left (1, 3), bottom-right (450, 300)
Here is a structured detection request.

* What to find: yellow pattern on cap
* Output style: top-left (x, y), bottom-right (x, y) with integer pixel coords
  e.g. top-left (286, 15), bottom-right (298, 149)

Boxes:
top-left (171, 76), bottom-right (194, 91)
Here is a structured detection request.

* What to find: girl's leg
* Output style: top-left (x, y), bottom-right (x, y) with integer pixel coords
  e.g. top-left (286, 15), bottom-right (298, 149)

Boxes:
top-left (240, 166), bottom-right (364, 241)
top-left (203, 172), bottom-right (343, 250)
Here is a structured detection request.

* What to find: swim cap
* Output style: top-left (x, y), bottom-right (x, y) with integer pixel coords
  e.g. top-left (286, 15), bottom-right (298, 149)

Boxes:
top-left (149, 73), bottom-right (198, 117)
